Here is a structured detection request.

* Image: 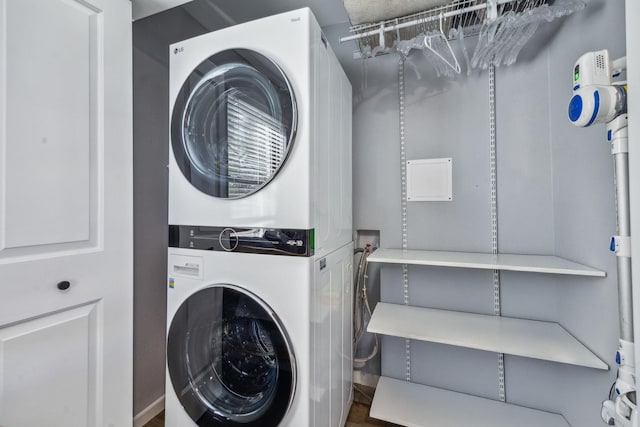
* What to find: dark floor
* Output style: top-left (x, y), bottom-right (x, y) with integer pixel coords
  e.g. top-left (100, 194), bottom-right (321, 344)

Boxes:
top-left (145, 385), bottom-right (400, 427)
top-left (143, 410), bottom-right (163, 427)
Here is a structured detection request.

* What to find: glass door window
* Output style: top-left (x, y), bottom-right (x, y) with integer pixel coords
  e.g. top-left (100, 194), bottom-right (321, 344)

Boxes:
top-left (167, 285), bottom-right (295, 426)
top-left (171, 49), bottom-right (296, 199)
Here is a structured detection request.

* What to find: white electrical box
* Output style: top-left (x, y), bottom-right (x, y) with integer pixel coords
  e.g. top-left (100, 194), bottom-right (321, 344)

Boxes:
top-left (406, 158), bottom-right (452, 202)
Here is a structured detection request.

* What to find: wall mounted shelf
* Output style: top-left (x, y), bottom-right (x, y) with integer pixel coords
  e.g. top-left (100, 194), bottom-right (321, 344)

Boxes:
top-left (367, 248), bottom-right (605, 277)
top-left (370, 376), bottom-right (571, 427)
top-left (368, 246), bottom-right (607, 424)
top-left (368, 303), bottom-right (608, 370)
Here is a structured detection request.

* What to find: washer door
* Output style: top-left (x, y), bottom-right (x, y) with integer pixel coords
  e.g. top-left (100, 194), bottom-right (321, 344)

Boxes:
top-left (167, 285), bottom-right (296, 426)
top-left (171, 49), bottom-right (297, 199)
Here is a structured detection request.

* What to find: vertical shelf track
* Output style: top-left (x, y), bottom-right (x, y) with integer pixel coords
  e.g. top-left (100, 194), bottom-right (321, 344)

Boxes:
top-left (489, 64), bottom-right (506, 403)
top-left (398, 57), bottom-right (411, 382)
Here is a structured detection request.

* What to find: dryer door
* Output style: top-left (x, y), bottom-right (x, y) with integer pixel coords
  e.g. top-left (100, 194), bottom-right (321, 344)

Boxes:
top-left (167, 285), bottom-right (296, 426)
top-left (171, 49), bottom-right (297, 199)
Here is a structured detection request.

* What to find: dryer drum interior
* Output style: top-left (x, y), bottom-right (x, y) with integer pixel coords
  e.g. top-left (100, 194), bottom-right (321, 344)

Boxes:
top-left (167, 285), bottom-right (296, 426)
top-left (171, 49), bottom-right (297, 199)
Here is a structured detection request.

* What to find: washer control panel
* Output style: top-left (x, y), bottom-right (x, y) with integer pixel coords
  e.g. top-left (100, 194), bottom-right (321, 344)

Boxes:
top-left (169, 225), bottom-right (314, 257)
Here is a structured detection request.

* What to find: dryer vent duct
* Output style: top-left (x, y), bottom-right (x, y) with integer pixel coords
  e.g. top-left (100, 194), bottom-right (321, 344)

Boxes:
top-left (343, 0), bottom-right (452, 25)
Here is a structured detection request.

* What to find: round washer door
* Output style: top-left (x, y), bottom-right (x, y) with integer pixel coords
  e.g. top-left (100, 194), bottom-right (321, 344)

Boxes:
top-left (167, 285), bottom-right (296, 426)
top-left (171, 49), bottom-right (297, 199)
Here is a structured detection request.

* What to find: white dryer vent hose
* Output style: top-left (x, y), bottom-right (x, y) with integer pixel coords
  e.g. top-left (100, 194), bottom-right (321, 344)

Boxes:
top-left (343, 0), bottom-right (452, 25)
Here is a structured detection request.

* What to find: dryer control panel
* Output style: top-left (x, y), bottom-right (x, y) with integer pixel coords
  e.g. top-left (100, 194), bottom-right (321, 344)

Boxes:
top-left (169, 225), bottom-right (314, 257)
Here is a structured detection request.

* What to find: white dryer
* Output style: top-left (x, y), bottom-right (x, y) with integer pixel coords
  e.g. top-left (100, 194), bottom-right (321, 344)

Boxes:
top-left (165, 242), bottom-right (354, 427)
top-left (168, 8), bottom-right (352, 257)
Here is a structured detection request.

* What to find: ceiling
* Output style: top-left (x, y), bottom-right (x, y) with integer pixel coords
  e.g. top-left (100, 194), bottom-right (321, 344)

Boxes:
top-left (133, 0), bottom-right (350, 27)
top-left (132, 0), bottom-right (191, 20)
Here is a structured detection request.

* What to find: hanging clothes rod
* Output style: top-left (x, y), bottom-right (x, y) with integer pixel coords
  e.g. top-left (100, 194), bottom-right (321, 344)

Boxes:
top-left (340, 0), bottom-right (512, 43)
top-left (341, 0), bottom-right (582, 69)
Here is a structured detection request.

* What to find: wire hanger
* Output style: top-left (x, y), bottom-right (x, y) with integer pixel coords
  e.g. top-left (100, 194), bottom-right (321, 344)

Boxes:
top-left (422, 13), bottom-right (461, 74)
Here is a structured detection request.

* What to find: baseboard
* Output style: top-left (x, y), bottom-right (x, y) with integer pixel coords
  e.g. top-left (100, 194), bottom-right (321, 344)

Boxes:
top-left (133, 395), bottom-right (165, 427)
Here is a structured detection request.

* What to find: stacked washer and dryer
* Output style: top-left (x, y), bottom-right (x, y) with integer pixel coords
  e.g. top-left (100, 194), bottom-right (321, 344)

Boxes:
top-left (166, 8), bottom-right (353, 427)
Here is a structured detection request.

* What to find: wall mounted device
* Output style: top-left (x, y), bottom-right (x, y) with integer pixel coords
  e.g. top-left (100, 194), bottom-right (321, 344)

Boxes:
top-left (568, 49), bottom-right (634, 427)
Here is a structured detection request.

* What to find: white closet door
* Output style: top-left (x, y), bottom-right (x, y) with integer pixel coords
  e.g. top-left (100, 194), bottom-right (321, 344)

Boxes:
top-left (0, 0), bottom-right (133, 426)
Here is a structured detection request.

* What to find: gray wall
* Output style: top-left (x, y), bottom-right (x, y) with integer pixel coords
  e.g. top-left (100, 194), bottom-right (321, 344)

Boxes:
top-left (326, 1), bottom-right (624, 425)
top-left (133, 7), bottom-right (209, 415)
top-left (133, 1), bottom-right (626, 425)
top-left (133, 46), bottom-right (167, 416)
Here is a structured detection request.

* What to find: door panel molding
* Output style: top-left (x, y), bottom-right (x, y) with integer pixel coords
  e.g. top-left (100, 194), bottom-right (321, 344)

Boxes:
top-left (0, 301), bottom-right (103, 427)
top-left (0, 0), bottom-right (105, 261)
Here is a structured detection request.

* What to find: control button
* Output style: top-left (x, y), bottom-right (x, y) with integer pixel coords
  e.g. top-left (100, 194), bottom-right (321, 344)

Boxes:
top-left (219, 228), bottom-right (239, 251)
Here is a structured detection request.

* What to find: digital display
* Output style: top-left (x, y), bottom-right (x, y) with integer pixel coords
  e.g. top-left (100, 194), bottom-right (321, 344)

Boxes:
top-left (574, 64), bottom-right (580, 81)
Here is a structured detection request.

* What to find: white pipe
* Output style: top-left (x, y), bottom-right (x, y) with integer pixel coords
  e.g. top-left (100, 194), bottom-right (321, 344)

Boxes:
top-left (615, 151), bottom-right (634, 341)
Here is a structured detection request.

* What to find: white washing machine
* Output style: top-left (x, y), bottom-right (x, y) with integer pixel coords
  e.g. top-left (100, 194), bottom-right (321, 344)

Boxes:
top-left (168, 8), bottom-right (352, 258)
top-left (165, 242), bottom-right (354, 427)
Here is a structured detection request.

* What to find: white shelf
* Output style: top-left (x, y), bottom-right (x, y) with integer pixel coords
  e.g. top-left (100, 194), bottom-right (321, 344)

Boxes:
top-left (368, 303), bottom-right (608, 370)
top-left (367, 248), bottom-right (605, 277)
top-left (370, 376), bottom-right (570, 427)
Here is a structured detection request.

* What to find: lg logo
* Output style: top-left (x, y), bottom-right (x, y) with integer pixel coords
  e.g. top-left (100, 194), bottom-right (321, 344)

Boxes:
top-left (173, 46), bottom-right (184, 54)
